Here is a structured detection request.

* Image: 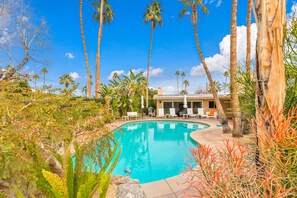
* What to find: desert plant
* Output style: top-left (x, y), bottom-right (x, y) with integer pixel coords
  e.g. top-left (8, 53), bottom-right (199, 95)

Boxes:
top-left (0, 81), bottom-right (116, 196)
top-left (185, 107), bottom-right (297, 197)
top-left (284, 15), bottom-right (297, 115)
top-left (38, 140), bottom-right (121, 198)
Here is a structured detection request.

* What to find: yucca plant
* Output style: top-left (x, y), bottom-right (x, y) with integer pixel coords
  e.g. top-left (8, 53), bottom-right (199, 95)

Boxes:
top-left (38, 140), bottom-right (121, 198)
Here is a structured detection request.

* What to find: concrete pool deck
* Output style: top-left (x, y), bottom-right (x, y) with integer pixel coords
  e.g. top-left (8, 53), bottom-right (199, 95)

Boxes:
top-left (109, 117), bottom-right (255, 198)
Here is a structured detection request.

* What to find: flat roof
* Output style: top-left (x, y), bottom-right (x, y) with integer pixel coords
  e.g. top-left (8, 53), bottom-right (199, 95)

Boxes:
top-left (153, 94), bottom-right (230, 100)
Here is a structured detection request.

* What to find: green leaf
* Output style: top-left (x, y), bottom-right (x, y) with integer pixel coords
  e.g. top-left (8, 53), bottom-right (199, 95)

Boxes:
top-left (14, 187), bottom-right (26, 198)
top-left (42, 169), bottom-right (68, 198)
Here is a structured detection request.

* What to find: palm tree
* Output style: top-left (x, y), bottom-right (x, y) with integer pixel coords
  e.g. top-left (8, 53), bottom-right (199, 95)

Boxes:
top-left (32, 74), bottom-right (40, 90)
top-left (181, 72), bottom-right (186, 90)
top-left (92, 0), bottom-right (114, 98)
top-left (80, 0), bottom-right (92, 98)
top-left (175, 71), bottom-right (180, 94)
top-left (179, 0), bottom-right (231, 134)
top-left (41, 68), bottom-right (48, 87)
top-left (246, 0), bottom-right (252, 75)
top-left (144, 0), bottom-right (162, 108)
top-left (183, 80), bottom-right (189, 94)
top-left (82, 86), bottom-right (87, 97)
top-left (59, 74), bottom-right (74, 89)
top-left (230, 0), bottom-right (242, 137)
top-left (112, 72), bottom-right (119, 80)
top-left (207, 81), bottom-right (222, 93)
top-left (255, 0), bottom-right (286, 161)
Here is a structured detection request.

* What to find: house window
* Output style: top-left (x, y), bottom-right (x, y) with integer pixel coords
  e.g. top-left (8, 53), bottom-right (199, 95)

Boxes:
top-left (163, 102), bottom-right (172, 114)
top-left (209, 101), bottom-right (216, 108)
top-left (193, 102), bottom-right (202, 114)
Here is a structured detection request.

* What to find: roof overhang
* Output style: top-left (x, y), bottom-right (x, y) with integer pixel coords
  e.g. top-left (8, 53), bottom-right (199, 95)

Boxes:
top-left (153, 94), bottom-right (230, 100)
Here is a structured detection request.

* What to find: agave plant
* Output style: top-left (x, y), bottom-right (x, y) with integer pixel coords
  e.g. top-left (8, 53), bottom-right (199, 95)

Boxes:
top-left (37, 140), bottom-right (121, 198)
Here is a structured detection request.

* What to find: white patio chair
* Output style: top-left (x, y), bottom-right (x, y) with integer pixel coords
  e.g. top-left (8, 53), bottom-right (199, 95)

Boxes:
top-left (169, 108), bottom-right (178, 118)
top-left (127, 112), bottom-right (139, 119)
top-left (198, 108), bottom-right (208, 118)
top-left (187, 108), bottom-right (198, 118)
top-left (157, 108), bottom-right (165, 118)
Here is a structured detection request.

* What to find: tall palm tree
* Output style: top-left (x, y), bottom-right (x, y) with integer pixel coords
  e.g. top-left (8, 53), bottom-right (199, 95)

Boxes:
top-left (32, 74), bottom-right (40, 90)
top-left (255, 0), bottom-right (286, 160)
top-left (59, 74), bottom-right (74, 89)
top-left (179, 0), bottom-right (231, 134)
top-left (144, 0), bottom-right (162, 108)
top-left (230, 0), bottom-right (242, 137)
top-left (175, 70), bottom-right (180, 94)
top-left (41, 68), bottom-right (48, 87)
top-left (181, 72), bottom-right (186, 90)
top-left (92, 0), bottom-right (114, 98)
top-left (80, 0), bottom-right (92, 98)
top-left (183, 80), bottom-right (189, 93)
top-left (246, 0), bottom-right (252, 75)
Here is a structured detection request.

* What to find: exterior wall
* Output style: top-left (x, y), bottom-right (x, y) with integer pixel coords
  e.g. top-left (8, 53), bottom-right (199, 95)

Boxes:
top-left (154, 98), bottom-right (232, 118)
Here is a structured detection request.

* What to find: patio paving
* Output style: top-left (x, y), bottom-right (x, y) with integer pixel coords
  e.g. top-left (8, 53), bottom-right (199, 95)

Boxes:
top-left (109, 117), bottom-right (255, 198)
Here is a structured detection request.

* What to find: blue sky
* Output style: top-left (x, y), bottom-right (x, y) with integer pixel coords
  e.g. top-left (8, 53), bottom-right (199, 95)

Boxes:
top-left (3, 0), bottom-right (297, 95)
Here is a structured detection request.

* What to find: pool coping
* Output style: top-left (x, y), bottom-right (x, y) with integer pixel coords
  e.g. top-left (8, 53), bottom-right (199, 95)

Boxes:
top-left (108, 118), bottom-right (254, 198)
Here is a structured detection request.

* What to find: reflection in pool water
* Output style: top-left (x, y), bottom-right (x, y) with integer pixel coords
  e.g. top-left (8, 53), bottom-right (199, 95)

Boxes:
top-left (112, 121), bottom-right (208, 183)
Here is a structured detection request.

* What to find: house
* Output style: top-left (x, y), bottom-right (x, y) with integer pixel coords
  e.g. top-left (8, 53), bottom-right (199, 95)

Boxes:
top-left (153, 88), bottom-right (231, 118)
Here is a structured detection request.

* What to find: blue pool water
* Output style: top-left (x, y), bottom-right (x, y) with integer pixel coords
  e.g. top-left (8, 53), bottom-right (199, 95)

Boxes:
top-left (112, 121), bottom-right (209, 183)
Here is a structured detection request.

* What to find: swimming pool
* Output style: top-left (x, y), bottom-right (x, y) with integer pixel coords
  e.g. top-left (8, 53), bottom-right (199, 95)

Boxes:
top-left (112, 120), bottom-right (209, 183)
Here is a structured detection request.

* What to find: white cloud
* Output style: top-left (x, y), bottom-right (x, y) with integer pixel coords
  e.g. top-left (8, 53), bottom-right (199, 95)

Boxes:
top-left (129, 68), bottom-right (143, 75)
top-left (162, 86), bottom-right (177, 94)
top-left (287, 3), bottom-right (297, 19)
top-left (65, 53), bottom-right (75, 59)
top-left (204, 0), bottom-right (222, 7)
top-left (216, 0), bottom-right (222, 7)
top-left (0, 11), bottom-right (10, 29)
top-left (70, 72), bottom-right (80, 80)
top-left (143, 67), bottom-right (164, 77)
top-left (74, 88), bottom-right (82, 96)
top-left (108, 70), bottom-right (125, 80)
top-left (185, 11), bottom-right (191, 15)
top-left (191, 23), bottom-right (257, 76)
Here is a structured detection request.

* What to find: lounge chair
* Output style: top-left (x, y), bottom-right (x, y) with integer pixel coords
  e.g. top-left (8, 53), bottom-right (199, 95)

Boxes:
top-left (207, 110), bottom-right (218, 119)
top-left (187, 108), bottom-right (198, 118)
top-left (148, 107), bottom-right (155, 117)
top-left (198, 108), bottom-right (208, 118)
top-left (127, 112), bottom-right (139, 119)
top-left (169, 108), bottom-right (178, 118)
top-left (157, 108), bottom-right (165, 118)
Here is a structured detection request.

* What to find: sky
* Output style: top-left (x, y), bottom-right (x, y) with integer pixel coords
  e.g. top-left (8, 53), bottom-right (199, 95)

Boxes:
top-left (1, 0), bottom-right (297, 95)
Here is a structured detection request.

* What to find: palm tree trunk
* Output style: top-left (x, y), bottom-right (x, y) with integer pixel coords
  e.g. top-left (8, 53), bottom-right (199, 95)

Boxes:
top-left (182, 76), bottom-right (184, 90)
top-left (193, 22), bottom-right (232, 134)
top-left (177, 76), bottom-right (179, 94)
top-left (80, 0), bottom-right (92, 98)
top-left (255, 0), bottom-right (286, 162)
top-left (43, 73), bottom-right (45, 86)
top-left (230, 0), bottom-right (242, 137)
top-left (246, 0), bottom-right (252, 75)
top-left (95, 0), bottom-right (104, 98)
top-left (34, 79), bottom-right (37, 90)
top-left (146, 22), bottom-right (154, 108)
